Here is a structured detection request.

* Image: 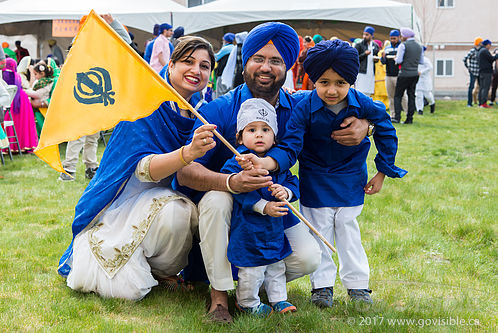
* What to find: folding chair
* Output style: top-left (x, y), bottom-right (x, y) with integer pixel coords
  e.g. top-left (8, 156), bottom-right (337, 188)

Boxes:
top-left (1, 85), bottom-right (22, 160)
top-left (100, 128), bottom-right (114, 147)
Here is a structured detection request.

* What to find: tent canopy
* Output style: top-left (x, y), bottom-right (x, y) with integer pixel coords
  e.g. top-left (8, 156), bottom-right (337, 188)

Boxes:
top-left (173, 0), bottom-right (417, 35)
top-left (0, 0), bottom-right (187, 32)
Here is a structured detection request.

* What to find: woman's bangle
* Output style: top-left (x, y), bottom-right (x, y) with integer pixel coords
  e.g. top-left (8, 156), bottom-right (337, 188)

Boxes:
top-left (179, 146), bottom-right (192, 166)
top-left (226, 173), bottom-right (240, 194)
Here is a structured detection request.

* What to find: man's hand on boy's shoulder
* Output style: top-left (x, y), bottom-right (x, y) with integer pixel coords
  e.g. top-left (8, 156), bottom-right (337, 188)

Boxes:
top-left (331, 117), bottom-right (369, 146)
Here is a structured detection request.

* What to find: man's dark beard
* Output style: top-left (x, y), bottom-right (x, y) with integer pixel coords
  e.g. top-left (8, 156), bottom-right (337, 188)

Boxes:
top-left (243, 70), bottom-right (286, 102)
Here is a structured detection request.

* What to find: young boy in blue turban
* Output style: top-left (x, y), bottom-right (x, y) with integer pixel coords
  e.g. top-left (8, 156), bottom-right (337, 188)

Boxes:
top-left (244, 39), bottom-right (407, 306)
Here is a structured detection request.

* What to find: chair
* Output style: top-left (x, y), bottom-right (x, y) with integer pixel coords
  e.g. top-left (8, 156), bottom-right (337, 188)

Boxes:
top-left (100, 128), bottom-right (114, 147)
top-left (1, 85), bottom-right (22, 161)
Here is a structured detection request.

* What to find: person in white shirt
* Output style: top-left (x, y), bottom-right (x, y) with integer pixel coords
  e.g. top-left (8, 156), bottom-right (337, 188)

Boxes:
top-left (415, 48), bottom-right (435, 115)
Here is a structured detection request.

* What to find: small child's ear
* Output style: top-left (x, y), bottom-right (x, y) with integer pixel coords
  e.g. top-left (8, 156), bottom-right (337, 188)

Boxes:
top-left (236, 132), bottom-right (243, 145)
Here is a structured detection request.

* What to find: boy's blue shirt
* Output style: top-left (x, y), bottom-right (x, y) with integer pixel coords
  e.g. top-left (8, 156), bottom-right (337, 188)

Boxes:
top-left (220, 145), bottom-right (300, 267)
top-left (173, 83), bottom-right (310, 202)
top-left (271, 88), bottom-right (407, 208)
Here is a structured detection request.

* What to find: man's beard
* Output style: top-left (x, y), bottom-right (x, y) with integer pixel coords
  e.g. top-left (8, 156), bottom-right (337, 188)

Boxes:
top-left (243, 70), bottom-right (286, 101)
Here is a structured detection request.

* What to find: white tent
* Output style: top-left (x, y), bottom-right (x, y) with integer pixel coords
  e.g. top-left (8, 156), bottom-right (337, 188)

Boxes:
top-left (173, 0), bottom-right (419, 35)
top-left (0, 0), bottom-right (187, 32)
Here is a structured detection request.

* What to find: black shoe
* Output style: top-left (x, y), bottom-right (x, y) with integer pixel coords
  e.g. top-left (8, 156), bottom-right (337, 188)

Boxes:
top-left (58, 170), bottom-right (75, 181)
top-left (391, 118), bottom-right (400, 123)
top-left (311, 287), bottom-right (334, 308)
top-left (347, 289), bottom-right (373, 304)
top-left (430, 104), bottom-right (435, 113)
top-left (418, 110), bottom-right (423, 115)
top-left (85, 167), bottom-right (99, 180)
top-left (403, 119), bottom-right (413, 124)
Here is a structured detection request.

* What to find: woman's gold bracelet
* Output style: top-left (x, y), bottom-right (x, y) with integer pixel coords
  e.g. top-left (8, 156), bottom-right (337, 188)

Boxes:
top-left (179, 146), bottom-right (192, 166)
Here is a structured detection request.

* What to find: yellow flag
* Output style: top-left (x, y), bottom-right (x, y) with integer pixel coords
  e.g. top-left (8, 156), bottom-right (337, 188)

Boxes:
top-left (35, 10), bottom-right (190, 173)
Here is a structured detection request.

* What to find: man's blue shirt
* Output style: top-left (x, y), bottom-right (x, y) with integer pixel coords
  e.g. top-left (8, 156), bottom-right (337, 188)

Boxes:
top-left (174, 84), bottom-right (309, 201)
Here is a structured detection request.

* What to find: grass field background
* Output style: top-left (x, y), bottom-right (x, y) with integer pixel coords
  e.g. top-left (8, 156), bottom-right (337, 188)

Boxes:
top-left (0, 100), bottom-right (496, 331)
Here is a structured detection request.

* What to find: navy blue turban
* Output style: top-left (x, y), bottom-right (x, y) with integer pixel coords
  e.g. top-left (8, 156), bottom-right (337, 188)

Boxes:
top-left (364, 26), bottom-right (375, 36)
top-left (242, 22), bottom-right (300, 70)
top-left (390, 29), bottom-right (400, 37)
top-left (173, 26), bottom-right (185, 39)
top-left (160, 23), bottom-right (172, 33)
top-left (153, 24), bottom-right (160, 36)
top-left (223, 33), bottom-right (235, 43)
top-left (303, 39), bottom-right (359, 85)
top-left (482, 39), bottom-right (491, 46)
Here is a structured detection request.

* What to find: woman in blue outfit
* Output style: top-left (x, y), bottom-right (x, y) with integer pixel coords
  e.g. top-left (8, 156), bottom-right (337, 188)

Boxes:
top-left (59, 37), bottom-right (218, 300)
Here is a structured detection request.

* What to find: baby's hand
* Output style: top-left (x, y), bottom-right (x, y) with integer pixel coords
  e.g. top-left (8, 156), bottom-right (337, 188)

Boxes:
top-left (364, 172), bottom-right (385, 195)
top-left (268, 184), bottom-right (288, 201)
top-left (236, 153), bottom-right (263, 170)
top-left (263, 201), bottom-right (288, 217)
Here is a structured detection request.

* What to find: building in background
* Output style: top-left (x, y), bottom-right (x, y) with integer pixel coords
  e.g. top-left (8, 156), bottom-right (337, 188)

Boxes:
top-left (396, 0), bottom-right (497, 98)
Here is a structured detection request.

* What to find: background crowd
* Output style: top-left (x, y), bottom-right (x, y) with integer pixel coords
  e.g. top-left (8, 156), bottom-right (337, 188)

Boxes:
top-left (2, 18), bottom-right (497, 164)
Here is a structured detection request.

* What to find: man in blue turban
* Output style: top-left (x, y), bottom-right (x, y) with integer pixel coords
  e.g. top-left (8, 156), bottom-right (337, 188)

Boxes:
top-left (176, 22), bottom-right (370, 323)
top-left (381, 29), bottom-right (407, 116)
top-left (354, 26), bottom-right (380, 96)
top-left (150, 23), bottom-right (173, 72)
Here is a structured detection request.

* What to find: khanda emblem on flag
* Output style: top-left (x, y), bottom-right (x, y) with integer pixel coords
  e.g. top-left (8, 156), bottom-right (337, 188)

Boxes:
top-left (73, 67), bottom-right (115, 106)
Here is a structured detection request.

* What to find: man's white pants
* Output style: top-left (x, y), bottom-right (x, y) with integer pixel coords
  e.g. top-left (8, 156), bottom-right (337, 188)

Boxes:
top-left (236, 261), bottom-right (286, 308)
top-left (62, 132), bottom-right (100, 173)
top-left (415, 89), bottom-right (435, 111)
top-left (301, 205), bottom-right (369, 290)
top-left (198, 191), bottom-right (321, 291)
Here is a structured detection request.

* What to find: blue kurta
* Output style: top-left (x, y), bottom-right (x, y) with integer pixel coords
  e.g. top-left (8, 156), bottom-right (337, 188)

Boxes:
top-left (221, 146), bottom-right (299, 267)
top-left (173, 83), bottom-right (310, 201)
top-left (272, 88), bottom-right (407, 208)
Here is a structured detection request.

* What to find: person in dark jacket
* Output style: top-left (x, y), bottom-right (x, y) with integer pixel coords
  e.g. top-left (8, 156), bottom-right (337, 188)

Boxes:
top-left (393, 28), bottom-right (424, 124)
top-left (490, 48), bottom-right (498, 105)
top-left (463, 37), bottom-right (483, 107)
top-left (354, 26), bottom-right (379, 96)
top-left (477, 40), bottom-right (498, 108)
top-left (14, 40), bottom-right (30, 64)
top-left (381, 29), bottom-right (407, 116)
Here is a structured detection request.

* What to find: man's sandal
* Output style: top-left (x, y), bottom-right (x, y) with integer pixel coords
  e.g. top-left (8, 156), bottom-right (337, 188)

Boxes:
top-left (155, 275), bottom-right (194, 292)
top-left (207, 304), bottom-right (233, 324)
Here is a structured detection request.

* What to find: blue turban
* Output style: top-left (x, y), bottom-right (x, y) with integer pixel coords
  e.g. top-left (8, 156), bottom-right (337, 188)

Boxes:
top-left (303, 39), bottom-right (359, 85)
top-left (482, 39), bottom-right (491, 46)
top-left (390, 30), bottom-right (400, 37)
top-left (242, 22), bottom-right (299, 70)
top-left (160, 23), bottom-right (172, 33)
top-left (153, 24), bottom-right (160, 36)
top-left (173, 26), bottom-right (185, 39)
top-left (223, 33), bottom-right (235, 43)
top-left (364, 26), bottom-right (375, 36)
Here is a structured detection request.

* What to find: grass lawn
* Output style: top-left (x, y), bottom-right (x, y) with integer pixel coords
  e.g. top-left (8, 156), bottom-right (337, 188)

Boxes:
top-left (0, 100), bottom-right (496, 332)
